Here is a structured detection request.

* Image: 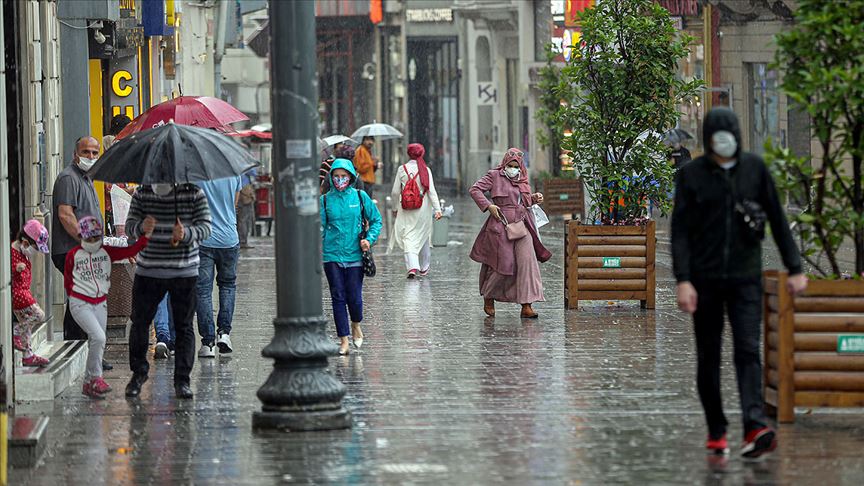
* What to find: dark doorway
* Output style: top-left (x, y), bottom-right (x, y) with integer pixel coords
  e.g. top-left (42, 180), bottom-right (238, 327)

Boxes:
top-left (4, 0), bottom-right (24, 234)
top-left (407, 38), bottom-right (459, 188)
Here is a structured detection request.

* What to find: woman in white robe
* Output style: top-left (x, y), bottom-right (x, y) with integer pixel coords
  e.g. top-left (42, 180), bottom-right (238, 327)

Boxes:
top-left (389, 143), bottom-right (442, 278)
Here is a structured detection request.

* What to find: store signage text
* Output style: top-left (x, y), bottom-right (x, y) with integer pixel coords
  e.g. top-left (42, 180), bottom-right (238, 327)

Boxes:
top-left (406, 8), bottom-right (453, 23)
top-left (112, 70), bottom-right (134, 97)
top-left (477, 83), bottom-right (497, 106)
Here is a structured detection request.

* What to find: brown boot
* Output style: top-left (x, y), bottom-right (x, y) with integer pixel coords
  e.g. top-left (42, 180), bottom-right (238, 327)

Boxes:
top-left (484, 298), bottom-right (495, 317)
top-left (521, 304), bottom-right (538, 319)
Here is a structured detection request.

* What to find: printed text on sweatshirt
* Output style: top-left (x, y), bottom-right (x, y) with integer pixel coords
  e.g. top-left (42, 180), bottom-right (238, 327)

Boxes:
top-left (64, 237), bottom-right (149, 304)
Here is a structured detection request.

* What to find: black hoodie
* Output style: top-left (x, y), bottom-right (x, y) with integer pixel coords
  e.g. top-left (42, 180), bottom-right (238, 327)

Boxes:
top-left (671, 108), bottom-right (802, 282)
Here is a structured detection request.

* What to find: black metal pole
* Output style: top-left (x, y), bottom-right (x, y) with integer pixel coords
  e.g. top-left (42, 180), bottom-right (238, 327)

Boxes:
top-left (252, 0), bottom-right (351, 431)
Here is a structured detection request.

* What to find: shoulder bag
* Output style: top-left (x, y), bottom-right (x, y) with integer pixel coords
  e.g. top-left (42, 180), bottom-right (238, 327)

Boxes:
top-left (500, 212), bottom-right (529, 241)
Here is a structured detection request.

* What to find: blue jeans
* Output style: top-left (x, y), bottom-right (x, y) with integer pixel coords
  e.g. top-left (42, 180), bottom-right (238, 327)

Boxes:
top-left (196, 245), bottom-right (239, 345)
top-left (323, 263), bottom-right (364, 337)
top-left (154, 295), bottom-right (175, 349)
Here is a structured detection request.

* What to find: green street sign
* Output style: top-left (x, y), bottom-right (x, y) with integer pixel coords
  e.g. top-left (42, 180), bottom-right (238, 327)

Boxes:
top-left (559, 194), bottom-right (570, 201)
top-left (837, 335), bottom-right (864, 353)
top-left (602, 257), bottom-right (621, 268)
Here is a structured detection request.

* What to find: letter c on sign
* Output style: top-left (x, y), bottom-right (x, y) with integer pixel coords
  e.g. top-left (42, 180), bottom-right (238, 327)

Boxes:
top-left (112, 70), bottom-right (133, 97)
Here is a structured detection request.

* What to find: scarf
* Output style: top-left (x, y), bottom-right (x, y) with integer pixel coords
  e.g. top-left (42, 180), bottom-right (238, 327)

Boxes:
top-left (407, 143), bottom-right (430, 192)
top-left (496, 148), bottom-right (532, 205)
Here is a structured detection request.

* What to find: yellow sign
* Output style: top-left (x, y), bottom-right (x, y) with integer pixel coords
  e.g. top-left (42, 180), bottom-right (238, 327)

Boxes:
top-left (112, 70), bottom-right (134, 97)
top-left (112, 105), bottom-right (136, 120)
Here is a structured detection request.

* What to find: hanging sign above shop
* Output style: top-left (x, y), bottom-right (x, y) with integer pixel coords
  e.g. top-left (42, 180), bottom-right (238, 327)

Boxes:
top-left (406, 8), bottom-right (453, 23)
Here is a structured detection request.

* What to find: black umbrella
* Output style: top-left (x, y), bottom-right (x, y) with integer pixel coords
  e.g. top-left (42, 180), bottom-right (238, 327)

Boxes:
top-left (90, 121), bottom-right (259, 184)
top-left (90, 121), bottom-right (260, 219)
top-left (664, 128), bottom-right (694, 144)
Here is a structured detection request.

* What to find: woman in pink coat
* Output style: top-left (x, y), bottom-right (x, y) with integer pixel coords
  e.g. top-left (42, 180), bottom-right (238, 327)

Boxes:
top-left (469, 148), bottom-right (552, 318)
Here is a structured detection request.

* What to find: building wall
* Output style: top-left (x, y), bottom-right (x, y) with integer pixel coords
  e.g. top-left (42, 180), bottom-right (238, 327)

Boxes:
top-left (18, 0), bottom-right (64, 336)
top-left (719, 20), bottom-right (790, 154)
top-left (177, 1), bottom-right (215, 98)
top-left (0, 0), bottom-right (13, 410)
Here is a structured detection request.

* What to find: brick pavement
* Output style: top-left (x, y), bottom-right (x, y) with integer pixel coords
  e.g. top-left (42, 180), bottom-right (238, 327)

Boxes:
top-left (10, 198), bottom-right (864, 485)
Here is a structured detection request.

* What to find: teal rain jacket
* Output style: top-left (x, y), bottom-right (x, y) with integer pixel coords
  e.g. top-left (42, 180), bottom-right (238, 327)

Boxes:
top-left (320, 158), bottom-right (383, 264)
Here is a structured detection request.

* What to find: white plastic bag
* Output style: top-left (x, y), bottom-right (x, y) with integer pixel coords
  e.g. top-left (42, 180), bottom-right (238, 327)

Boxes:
top-left (531, 205), bottom-right (549, 228)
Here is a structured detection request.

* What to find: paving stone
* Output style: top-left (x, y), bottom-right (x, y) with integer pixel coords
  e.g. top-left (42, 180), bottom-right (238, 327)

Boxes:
top-left (10, 199), bottom-right (864, 485)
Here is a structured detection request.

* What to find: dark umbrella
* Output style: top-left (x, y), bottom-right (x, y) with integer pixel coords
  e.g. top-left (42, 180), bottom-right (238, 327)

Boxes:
top-left (90, 122), bottom-right (259, 216)
top-left (664, 128), bottom-right (694, 144)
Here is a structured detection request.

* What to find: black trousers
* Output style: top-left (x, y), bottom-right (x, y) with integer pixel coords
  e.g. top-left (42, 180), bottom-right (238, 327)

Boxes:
top-left (129, 275), bottom-right (198, 385)
top-left (692, 278), bottom-right (768, 438)
top-left (51, 253), bottom-right (87, 340)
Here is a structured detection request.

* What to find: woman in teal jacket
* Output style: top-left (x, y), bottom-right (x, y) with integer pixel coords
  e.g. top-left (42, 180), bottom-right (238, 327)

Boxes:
top-left (321, 158), bottom-right (383, 355)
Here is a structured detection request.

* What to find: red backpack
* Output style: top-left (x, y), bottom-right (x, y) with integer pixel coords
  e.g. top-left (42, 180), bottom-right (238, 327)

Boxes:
top-left (400, 166), bottom-right (425, 210)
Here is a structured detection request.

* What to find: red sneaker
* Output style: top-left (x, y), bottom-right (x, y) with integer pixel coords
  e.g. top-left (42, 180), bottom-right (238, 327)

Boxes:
top-left (83, 379), bottom-right (106, 399)
top-left (741, 427), bottom-right (777, 459)
top-left (91, 377), bottom-right (112, 394)
top-left (407, 269), bottom-right (418, 279)
top-left (12, 335), bottom-right (28, 352)
top-left (22, 354), bottom-right (50, 367)
top-left (706, 434), bottom-right (729, 455)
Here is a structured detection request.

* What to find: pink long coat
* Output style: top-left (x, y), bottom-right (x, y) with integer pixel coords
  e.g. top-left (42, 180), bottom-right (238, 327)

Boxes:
top-left (469, 169), bottom-right (552, 276)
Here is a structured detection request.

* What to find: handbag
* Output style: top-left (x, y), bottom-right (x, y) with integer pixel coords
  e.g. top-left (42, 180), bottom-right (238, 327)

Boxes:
top-left (500, 213), bottom-right (529, 241)
top-left (357, 191), bottom-right (377, 277)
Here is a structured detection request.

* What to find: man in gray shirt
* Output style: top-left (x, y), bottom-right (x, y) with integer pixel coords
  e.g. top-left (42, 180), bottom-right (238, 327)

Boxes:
top-left (51, 136), bottom-right (102, 341)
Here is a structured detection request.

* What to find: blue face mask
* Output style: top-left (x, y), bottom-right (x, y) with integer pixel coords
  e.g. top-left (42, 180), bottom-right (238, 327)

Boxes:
top-left (333, 175), bottom-right (351, 191)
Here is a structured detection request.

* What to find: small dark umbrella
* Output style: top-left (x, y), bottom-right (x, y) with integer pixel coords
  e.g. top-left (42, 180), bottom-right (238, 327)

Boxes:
top-left (90, 121), bottom-right (259, 216)
top-left (664, 128), bottom-right (694, 144)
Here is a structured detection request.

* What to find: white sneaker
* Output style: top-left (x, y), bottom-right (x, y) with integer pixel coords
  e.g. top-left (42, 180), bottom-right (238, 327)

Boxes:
top-left (198, 343), bottom-right (216, 358)
top-left (154, 342), bottom-right (169, 359)
top-left (217, 333), bottom-right (233, 354)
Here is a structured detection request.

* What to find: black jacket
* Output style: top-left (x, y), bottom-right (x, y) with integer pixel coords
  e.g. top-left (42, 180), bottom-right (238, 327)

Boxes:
top-left (671, 108), bottom-right (802, 282)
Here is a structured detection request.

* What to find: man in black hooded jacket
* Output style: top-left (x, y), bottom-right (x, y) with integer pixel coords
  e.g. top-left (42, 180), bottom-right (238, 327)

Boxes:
top-left (672, 107), bottom-right (808, 459)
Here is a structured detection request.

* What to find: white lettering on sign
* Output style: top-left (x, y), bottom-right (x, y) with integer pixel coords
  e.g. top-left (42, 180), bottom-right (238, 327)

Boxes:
top-left (406, 8), bottom-right (453, 23)
top-left (477, 82), bottom-right (497, 106)
top-left (285, 140), bottom-right (312, 159)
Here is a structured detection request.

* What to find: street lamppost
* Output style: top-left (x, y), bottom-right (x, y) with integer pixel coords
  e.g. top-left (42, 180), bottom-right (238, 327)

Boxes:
top-left (252, 0), bottom-right (351, 431)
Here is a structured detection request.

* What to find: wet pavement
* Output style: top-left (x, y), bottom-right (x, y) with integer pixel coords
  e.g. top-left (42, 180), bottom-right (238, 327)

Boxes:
top-left (11, 198), bottom-right (864, 485)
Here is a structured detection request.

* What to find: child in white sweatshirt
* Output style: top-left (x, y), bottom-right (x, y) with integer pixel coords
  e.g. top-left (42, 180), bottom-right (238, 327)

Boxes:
top-left (65, 215), bottom-right (154, 398)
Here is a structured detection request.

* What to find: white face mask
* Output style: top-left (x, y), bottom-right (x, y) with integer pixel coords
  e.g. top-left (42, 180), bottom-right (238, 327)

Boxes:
top-left (82, 240), bottom-right (102, 254)
top-left (505, 167), bottom-right (521, 179)
top-left (77, 156), bottom-right (98, 172)
top-left (22, 244), bottom-right (37, 258)
top-left (711, 131), bottom-right (738, 158)
top-left (152, 184), bottom-right (174, 196)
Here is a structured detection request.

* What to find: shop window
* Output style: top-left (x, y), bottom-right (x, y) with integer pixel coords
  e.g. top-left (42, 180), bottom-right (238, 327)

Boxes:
top-left (748, 63), bottom-right (780, 154)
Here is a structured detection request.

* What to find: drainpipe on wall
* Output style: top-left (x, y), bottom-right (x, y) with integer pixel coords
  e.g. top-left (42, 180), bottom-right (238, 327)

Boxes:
top-left (214, 0), bottom-right (229, 99)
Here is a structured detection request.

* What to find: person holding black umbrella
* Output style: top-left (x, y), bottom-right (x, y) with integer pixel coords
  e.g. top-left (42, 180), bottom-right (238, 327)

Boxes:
top-left (124, 183), bottom-right (211, 399)
top-left (88, 122), bottom-right (258, 400)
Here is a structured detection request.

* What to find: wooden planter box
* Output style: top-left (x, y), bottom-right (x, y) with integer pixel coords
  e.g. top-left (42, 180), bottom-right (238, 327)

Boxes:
top-left (763, 271), bottom-right (864, 423)
top-left (565, 221), bottom-right (656, 309)
top-left (541, 177), bottom-right (584, 217)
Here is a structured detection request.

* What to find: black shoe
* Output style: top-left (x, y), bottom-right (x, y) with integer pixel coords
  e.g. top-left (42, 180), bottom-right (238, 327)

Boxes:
top-left (174, 383), bottom-right (194, 399)
top-left (125, 374), bottom-right (148, 398)
top-left (102, 360), bottom-right (114, 371)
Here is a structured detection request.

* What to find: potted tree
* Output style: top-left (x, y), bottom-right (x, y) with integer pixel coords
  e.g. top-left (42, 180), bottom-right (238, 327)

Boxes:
top-left (535, 46), bottom-right (583, 219)
top-left (555, 0), bottom-right (701, 309)
top-left (761, 0), bottom-right (864, 423)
